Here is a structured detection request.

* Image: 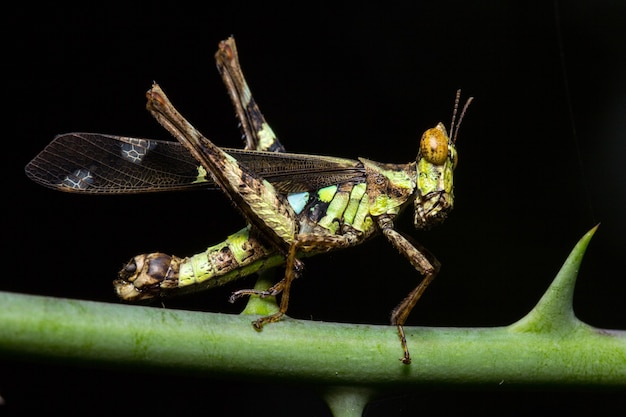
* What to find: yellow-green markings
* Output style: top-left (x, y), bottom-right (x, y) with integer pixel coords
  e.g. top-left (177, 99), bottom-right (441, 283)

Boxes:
top-left (372, 173), bottom-right (415, 216)
top-left (178, 227), bottom-right (285, 289)
top-left (193, 165), bottom-right (209, 183)
top-left (417, 158), bottom-right (450, 195)
top-left (258, 123), bottom-right (278, 152)
top-left (318, 190), bottom-right (349, 234)
top-left (317, 185), bottom-right (338, 202)
top-left (178, 227), bottom-right (252, 287)
top-left (344, 183), bottom-right (372, 232)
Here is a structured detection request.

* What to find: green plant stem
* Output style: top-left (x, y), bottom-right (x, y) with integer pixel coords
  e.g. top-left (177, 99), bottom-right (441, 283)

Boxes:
top-left (1, 289), bottom-right (624, 386)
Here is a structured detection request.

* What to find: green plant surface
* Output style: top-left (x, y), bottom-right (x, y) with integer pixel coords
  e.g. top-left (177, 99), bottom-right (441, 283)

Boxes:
top-left (1, 226), bottom-right (624, 416)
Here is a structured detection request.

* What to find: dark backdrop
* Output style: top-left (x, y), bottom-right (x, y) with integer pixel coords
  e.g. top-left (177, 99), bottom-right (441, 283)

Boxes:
top-left (3, 1), bottom-right (625, 415)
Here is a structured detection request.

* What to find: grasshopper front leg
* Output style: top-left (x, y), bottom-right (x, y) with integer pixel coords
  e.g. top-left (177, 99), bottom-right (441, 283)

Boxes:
top-left (378, 215), bottom-right (440, 365)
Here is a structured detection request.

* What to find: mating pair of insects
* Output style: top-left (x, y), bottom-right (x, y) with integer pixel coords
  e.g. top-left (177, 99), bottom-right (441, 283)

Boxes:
top-left (26, 36), bottom-right (472, 365)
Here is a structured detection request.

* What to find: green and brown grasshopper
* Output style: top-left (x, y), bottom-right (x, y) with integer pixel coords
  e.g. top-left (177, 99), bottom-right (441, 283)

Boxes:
top-left (25, 36), bottom-right (472, 364)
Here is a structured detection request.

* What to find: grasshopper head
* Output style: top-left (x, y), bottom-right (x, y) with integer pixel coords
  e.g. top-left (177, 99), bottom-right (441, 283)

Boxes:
top-left (413, 91), bottom-right (472, 230)
top-left (413, 123), bottom-right (457, 229)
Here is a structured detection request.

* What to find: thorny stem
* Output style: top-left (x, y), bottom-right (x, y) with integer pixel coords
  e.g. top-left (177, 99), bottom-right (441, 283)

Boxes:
top-left (1, 226), bottom-right (625, 417)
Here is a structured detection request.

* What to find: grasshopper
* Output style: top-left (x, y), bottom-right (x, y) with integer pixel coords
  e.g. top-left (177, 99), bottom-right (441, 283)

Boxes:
top-left (25, 36), bottom-right (472, 364)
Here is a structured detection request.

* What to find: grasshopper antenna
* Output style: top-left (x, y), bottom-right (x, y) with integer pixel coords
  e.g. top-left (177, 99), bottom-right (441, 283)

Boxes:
top-left (449, 89), bottom-right (474, 143)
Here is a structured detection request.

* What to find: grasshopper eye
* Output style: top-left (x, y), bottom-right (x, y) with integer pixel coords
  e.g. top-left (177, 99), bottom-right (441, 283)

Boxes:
top-left (420, 127), bottom-right (449, 165)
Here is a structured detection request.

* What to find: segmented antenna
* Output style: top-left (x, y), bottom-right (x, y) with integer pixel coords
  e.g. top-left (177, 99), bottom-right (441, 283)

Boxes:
top-left (449, 89), bottom-right (474, 143)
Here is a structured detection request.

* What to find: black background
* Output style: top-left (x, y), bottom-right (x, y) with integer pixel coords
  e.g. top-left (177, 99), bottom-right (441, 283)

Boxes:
top-left (2, 1), bottom-right (625, 415)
